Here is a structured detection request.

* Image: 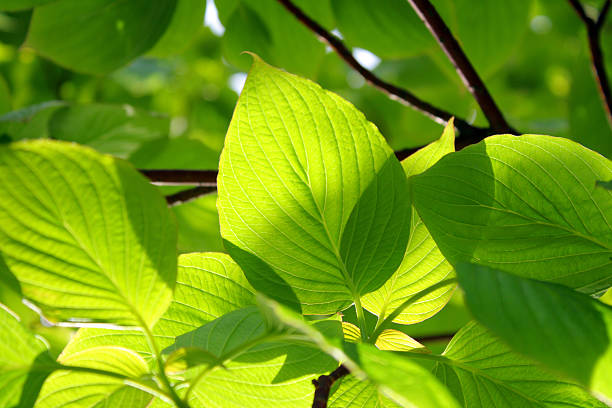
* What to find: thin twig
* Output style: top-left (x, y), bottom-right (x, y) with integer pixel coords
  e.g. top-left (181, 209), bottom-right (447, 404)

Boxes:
top-left (406, 0), bottom-right (516, 134)
top-left (275, 0), bottom-right (493, 140)
top-left (414, 333), bottom-right (456, 343)
top-left (312, 365), bottom-right (350, 408)
top-left (140, 169), bottom-right (217, 186)
top-left (165, 186), bottom-right (216, 206)
top-left (568, 0), bottom-right (612, 127)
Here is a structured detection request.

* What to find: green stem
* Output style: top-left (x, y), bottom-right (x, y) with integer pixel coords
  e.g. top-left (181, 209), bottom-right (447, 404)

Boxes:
top-left (141, 325), bottom-right (190, 408)
top-left (353, 295), bottom-right (370, 343)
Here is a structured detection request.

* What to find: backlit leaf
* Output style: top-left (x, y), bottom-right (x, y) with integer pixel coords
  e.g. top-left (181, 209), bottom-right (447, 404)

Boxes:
top-left (412, 135), bottom-right (612, 294)
top-left (0, 140), bottom-right (176, 327)
top-left (457, 263), bottom-right (612, 402)
top-left (218, 57), bottom-right (411, 314)
top-left (363, 120), bottom-right (456, 324)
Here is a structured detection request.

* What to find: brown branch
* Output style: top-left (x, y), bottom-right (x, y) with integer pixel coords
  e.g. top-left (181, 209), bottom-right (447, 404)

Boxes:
top-left (568, 0), bottom-right (612, 127)
top-left (165, 186), bottom-right (216, 206)
top-left (414, 333), bottom-right (456, 343)
top-left (276, 0), bottom-right (494, 141)
top-left (406, 0), bottom-right (516, 134)
top-left (140, 169), bottom-right (217, 186)
top-left (312, 365), bottom-right (350, 408)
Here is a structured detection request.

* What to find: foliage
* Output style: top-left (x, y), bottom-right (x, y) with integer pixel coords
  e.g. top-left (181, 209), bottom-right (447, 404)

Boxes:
top-left (0, 0), bottom-right (611, 407)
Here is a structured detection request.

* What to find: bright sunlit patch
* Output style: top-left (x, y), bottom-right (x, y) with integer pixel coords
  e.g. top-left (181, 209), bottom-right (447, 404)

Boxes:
top-left (205, 0), bottom-right (225, 36)
top-left (353, 48), bottom-right (381, 70)
top-left (530, 15), bottom-right (552, 34)
top-left (170, 116), bottom-right (188, 137)
top-left (229, 72), bottom-right (247, 94)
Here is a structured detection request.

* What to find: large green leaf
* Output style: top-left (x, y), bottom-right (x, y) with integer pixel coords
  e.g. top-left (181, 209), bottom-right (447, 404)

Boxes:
top-left (0, 101), bottom-right (67, 142)
top-left (332, 0), bottom-right (434, 59)
top-left (48, 104), bottom-right (170, 159)
top-left (0, 306), bottom-right (57, 408)
top-left (343, 342), bottom-right (460, 408)
top-left (329, 376), bottom-right (399, 408)
top-left (259, 296), bottom-right (460, 408)
top-left (38, 253), bottom-right (254, 407)
top-left (434, 0), bottom-right (533, 76)
top-left (218, 58), bottom-right (411, 314)
top-left (36, 346), bottom-right (154, 408)
top-left (457, 263), bottom-right (612, 402)
top-left (172, 194), bottom-right (224, 254)
top-left (58, 253), bottom-right (255, 365)
top-left (0, 140), bottom-right (176, 327)
top-left (147, 0), bottom-right (206, 57)
top-left (363, 121), bottom-right (456, 324)
top-left (412, 135), bottom-right (612, 294)
top-left (168, 306), bottom-right (340, 408)
top-left (218, 0), bottom-right (329, 77)
top-left (434, 321), bottom-right (605, 407)
top-left (0, 0), bottom-right (56, 11)
top-left (26, 0), bottom-right (177, 74)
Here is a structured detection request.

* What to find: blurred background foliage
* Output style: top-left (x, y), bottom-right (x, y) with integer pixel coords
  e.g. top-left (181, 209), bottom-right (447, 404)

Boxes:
top-left (0, 0), bottom-right (610, 351)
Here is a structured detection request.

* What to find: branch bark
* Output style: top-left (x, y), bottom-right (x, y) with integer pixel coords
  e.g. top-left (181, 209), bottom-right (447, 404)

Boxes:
top-left (312, 365), bottom-right (350, 408)
top-left (568, 0), bottom-right (612, 127)
top-left (406, 0), bottom-right (516, 134)
top-left (165, 186), bottom-right (216, 206)
top-left (141, 169), bottom-right (217, 186)
top-left (275, 0), bottom-right (493, 140)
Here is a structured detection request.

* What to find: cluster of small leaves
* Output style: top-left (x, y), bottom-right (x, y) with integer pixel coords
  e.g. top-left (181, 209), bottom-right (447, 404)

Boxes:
top-left (0, 53), bottom-right (611, 408)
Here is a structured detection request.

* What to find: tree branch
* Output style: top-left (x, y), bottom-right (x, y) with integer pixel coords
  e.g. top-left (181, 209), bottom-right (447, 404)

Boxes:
top-left (275, 0), bottom-right (494, 140)
top-left (414, 333), bottom-right (456, 343)
top-left (568, 0), bottom-right (612, 127)
top-left (312, 365), bottom-right (350, 408)
top-left (166, 186), bottom-right (217, 206)
top-left (406, 0), bottom-right (516, 134)
top-left (140, 169), bottom-right (217, 186)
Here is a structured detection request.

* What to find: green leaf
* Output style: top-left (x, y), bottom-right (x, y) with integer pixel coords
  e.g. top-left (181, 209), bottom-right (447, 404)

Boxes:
top-left (342, 323), bottom-right (427, 353)
top-left (218, 57), bottom-right (411, 314)
top-left (0, 0), bottom-right (57, 11)
top-left (434, 321), bottom-right (606, 407)
top-left (363, 120), bottom-right (456, 324)
top-left (456, 262), bottom-right (612, 402)
top-left (375, 329), bottom-right (427, 352)
top-left (36, 346), bottom-right (154, 408)
top-left (0, 75), bottom-right (10, 115)
top-left (48, 104), bottom-right (170, 159)
top-left (329, 376), bottom-right (399, 408)
top-left (164, 347), bottom-right (219, 376)
top-left (219, 0), bottom-right (328, 77)
top-left (0, 140), bottom-right (177, 327)
top-left (58, 252), bottom-right (255, 365)
top-left (26, 0), bottom-right (177, 74)
top-left (259, 296), bottom-right (460, 408)
top-left (172, 194), bottom-right (224, 254)
top-left (343, 343), bottom-right (460, 408)
top-left (342, 321), bottom-right (362, 343)
top-left (435, 0), bottom-right (533, 76)
top-left (332, 0), bottom-right (434, 59)
top-left (0, 306), bottom-right (57, 408)
top-left (412, 134), bottom-right (612, 294)
top-left (33, 253), bottom-right (245, 407)
top-left (147, 0), bottom-right (206, 57)
top-left (169, 306), bottom-right (340, 407)
top-left (0, 101), bottom-right (67, 142)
